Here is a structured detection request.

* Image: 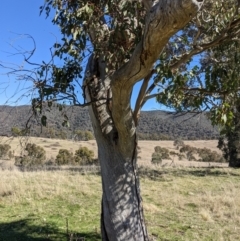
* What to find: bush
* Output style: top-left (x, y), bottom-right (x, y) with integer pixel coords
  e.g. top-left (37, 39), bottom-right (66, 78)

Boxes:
top-left (74, 130), bottom-right (95, 141)
top-left (11, 127), bottom-right (21, 137)
top-left (57, 131), bottom-right (67, 140)
top-left (197, 148), bottom-right (226, 162)
top-left (169, 151), bottom-right (185, 161)
top-left (0, 144), bottom-right (12, 159)
top-left (179, 145), bottom-right (197, 153)
top-left (15, 156), bottom-right (32, 167)
top-left (151, 146), bottom-right (171, 165)
top-left (25, 143), bottom-right (46, 161)
top-left (84, 131), bottom-right (95, 141)
top-left (173, 139), bottom-right (184, 150)
top-left (11, 127), bottom-right (29, 137)
top-left (56, 149), bottom-right (74, 165)
top-left (151, 152), bottom-right (163, 165)
top-left (15, 143), bottom-right (46, 167)
top-left (154, 146), bottom-right (170, 159)
top-left (55, 147), bottom-right (96, 166)
top-left (74, 146), bottom-right (96, 165)
top-left (179, 144), bottom-right (226, 163)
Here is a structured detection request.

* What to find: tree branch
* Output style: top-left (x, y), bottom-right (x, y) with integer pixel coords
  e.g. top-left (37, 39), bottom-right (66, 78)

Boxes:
top-left (133, 69), bottom-right (155, 126)
top-left (110, 0), bottom-right (203, 148)
top-left (143, 14), bottom-right (240, 101)
top-left (112, 0), bottom-right (203, 87)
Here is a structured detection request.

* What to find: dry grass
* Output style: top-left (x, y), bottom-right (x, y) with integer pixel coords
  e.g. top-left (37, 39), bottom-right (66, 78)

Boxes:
top-left (0, 136), bottom-right (98, 159)
top-left (0, 169), bottom-right (102, 240)
top-left (0, 136), bottom-right (226, 168)
top-left (140, 167), bottom-right (240, 240)
top-left (0, 167), bottom-right (240, 240)
top-left (0, 136), bottom-right (237, 240)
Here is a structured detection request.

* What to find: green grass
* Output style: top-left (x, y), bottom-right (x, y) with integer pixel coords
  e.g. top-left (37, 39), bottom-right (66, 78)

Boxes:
top-left (0, 168), bottom-right (240, 240)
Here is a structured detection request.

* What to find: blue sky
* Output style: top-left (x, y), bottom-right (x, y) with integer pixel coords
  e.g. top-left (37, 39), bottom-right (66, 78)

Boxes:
top-left (0, 1), bottom-right (163, 110)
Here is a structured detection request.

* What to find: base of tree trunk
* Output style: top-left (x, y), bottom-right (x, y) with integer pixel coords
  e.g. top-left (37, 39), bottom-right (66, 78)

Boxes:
top-left (229, 159), bottom-right (240, 167)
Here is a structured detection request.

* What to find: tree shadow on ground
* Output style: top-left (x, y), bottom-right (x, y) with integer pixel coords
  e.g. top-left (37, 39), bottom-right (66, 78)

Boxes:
top-left (0, 219), bottom-right (101, 241)
top-left (139, 166), bottom-right (240, 181)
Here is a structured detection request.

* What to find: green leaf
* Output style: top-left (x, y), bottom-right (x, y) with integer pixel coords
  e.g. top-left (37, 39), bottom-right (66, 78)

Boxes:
top-left (41, 116), bottom-right (47, 127)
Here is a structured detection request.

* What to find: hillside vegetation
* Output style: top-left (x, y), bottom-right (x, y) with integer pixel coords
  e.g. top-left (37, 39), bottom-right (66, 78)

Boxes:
top-left (0, 105), bottom-right (219, 140)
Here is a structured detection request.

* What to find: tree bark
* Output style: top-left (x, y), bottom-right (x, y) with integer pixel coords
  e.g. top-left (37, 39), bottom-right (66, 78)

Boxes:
top-left (228, 104), bottom-right (240, 168)
top-left (84, 56), bottom-right (148, 240)
top-left (98, 134), bottom-right (148, 241)
top-left (82, 1), bottom-right (204, 239)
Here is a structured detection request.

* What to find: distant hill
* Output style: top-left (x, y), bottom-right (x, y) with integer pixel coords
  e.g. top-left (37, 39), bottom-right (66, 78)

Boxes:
top-left (0, 105), bottom-right (219, 140)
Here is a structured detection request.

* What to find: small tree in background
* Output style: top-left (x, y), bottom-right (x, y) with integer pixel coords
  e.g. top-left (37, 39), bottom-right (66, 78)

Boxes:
top-left (173, 139), bottom-right (184, 150)
top-left (84, 131), bottom-right (95, 141)
top-left (74, 146), bottom-right (96, 165)
top-left (75, 130), bottom-right (95, 141)
top-left (151, 146), bottom-right (170, 165)
top-left (169, 151), bottom-right (185, 161)
top-left (186, 150), bottom-right (196, 161)
top-left (0, 144), bottom-right (12, 159)
top-left (56, 149), bottom-right (74, 165)
top-left (151, 152), bottom-right (163, 165)
top-left (15, 143), bottom-right (46, 166)
top-left (74, 130), bottom-right (85, 141)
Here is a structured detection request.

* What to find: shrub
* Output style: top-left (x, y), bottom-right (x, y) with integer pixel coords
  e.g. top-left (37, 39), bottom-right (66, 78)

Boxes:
top-left (0, 144), bottom-right (12, 159)
top-left (56, 149), bottom-right (74, 165)
top-left (154, 146), bottom-right (170, 159)
top-left (173, 139), bottom-right (184, 150)
top-left (25, 143), bottom-right (46, 161)
top-left (84, 131), bottom-right (94, 141)
top-left (11, 127), bottom-right (29, 137)
top-left (11, 127), bottom-right (21, 137)
top-left (179, 144), bottom-right (226, 163)
top-left (197, 148), bottom-right (226, 162)
top-left (179, 145), bottom-right (197, 153)
top-left (169, 151), bottom-right (185, 161)
top-left (74, 146), bottom-right (96, 165)
top-left (57, 131), bottom-right (67, 140)
top-left (15, 156), bottom-right (32, 167)
top-left (74, 130), bottom-right (95, 141)
top-left (151, 146), bottom-right (171, 165)
top-left (151, 152), bottom-right (163, 165)
top-left (15, 143), bottom-right (46, 166)
top-left (186, 150), bottom-right (197, 161)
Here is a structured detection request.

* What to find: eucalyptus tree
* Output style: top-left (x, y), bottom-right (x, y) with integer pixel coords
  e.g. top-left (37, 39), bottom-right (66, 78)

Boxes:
top-left (153, 1), bottom-right (240, 167)
top-left (212, 42), bottom-right (240, 167)
top-left (11, 0), bottom-right (240, 240)
top-left (35, 1), bottom-right (204, 240)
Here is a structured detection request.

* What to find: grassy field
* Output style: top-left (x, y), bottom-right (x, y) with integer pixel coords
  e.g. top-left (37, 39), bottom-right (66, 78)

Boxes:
top-left (0, 167), bottom-right (240, 241)
top-left (0, 136), bottom-right (227, 168)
